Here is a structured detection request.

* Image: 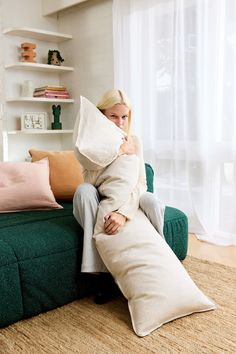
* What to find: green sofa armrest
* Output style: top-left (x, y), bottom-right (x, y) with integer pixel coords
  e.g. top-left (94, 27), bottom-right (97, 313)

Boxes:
top-left (145, 162), bottom-right (188, 260)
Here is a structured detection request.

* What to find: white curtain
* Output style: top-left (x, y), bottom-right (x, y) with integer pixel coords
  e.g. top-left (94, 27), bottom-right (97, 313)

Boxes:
top-left (113, 0), bottom-right (236, 246)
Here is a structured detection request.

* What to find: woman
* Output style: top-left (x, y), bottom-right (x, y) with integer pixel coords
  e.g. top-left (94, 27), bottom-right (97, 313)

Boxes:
top-left (73, 89), bottom-right (165, 303)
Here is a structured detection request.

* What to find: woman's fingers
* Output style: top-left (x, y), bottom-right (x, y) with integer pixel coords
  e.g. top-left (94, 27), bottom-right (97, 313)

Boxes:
top-left (104, 219), bottom-right (118, 234)
top-left (106, 225), bottom-right (119, 235)
top-left (120, 139), bottom-right (136, 155)
top-left (104, 212), bottom-right (125, 235)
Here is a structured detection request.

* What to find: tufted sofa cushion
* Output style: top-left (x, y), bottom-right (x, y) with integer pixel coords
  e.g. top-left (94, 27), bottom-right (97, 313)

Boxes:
top-left (0, 204), bottom-right (95, 327)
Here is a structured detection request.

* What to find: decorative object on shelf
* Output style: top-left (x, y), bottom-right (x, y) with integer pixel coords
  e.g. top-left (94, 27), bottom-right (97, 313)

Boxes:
top-left (51, 105), bottom-right (62, 129)
top-left (21, 112), bottom-right (47, 130)
top-left (33, 85), bottom-right (70, 99)
top-left (48, 50), bottom-right (64, 66)
top-left (20, 42), bottom-right (36, 62)
top-left (21, 80), bottom-right (34, 97)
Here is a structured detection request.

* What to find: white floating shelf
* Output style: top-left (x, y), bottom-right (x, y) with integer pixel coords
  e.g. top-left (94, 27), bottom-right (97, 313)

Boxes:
top-left (5, 62), bottom-right (74, 73)
top-left (3, 27), bottom-right (72, 42)
top-left (42, 0), bottom-right (87, 16)
top-left (6, 97), bottom-right (74, 103)
top-left (7, 130), bottom-right (73, 135)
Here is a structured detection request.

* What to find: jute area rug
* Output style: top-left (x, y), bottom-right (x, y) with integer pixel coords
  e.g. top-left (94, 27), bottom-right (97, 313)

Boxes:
top-left (0, 256), bottom-right (235, 354)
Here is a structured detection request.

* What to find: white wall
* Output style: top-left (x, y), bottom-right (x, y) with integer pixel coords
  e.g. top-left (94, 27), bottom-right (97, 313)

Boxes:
top-left (57, 0), bottom-right (114, 129)
top-left (42, 0), bottom-right (87, 16)
top-left (2, 0), bottom-right (58, 30)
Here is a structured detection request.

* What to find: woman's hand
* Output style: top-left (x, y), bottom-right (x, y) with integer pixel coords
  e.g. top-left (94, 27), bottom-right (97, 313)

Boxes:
top-left (119, 137), bottom-right (136, 155)
top-left (104, 212), bottom-right (127, 235)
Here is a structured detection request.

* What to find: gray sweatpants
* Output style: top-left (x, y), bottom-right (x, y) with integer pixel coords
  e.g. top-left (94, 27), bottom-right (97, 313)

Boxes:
top-left (73, 183), bottom-right (165, 273)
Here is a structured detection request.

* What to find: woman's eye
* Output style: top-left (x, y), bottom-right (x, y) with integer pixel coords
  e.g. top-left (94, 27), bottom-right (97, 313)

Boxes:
top-left (122, 116), bottom-right (128, 120)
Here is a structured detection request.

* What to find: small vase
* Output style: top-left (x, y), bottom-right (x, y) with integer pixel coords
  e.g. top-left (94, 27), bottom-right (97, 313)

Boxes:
top-left (21, 80), bottom-right (34, 97)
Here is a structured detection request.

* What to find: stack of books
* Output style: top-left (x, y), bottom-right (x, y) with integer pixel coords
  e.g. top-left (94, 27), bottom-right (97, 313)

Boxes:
top-left (33, 85), bottom-right (70, 99)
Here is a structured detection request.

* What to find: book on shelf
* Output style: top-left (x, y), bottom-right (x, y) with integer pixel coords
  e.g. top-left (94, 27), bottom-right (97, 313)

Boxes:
top-left (33, 86), bottom-right (70, 99)
top-left (34, 94), bottom-right (70, 99)
top-left (34, 90), bottom-right (70, 97)
top-left (34, 85), bottom-right (67, 92)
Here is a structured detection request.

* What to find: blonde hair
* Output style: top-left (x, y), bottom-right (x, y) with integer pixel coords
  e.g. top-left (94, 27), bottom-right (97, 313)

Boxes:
top-left (96, 89), bottom-right (132, 135)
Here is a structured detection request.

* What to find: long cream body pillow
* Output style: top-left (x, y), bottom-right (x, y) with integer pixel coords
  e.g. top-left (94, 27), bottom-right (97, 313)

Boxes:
top-left (95, 210), bottom-right (216, 336)
top-left (93, 155), bottom-right (216, 337)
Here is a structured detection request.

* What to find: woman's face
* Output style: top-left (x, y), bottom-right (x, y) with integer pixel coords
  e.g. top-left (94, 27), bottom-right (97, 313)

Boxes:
top-left (103, 104), bottom-right (129, 131)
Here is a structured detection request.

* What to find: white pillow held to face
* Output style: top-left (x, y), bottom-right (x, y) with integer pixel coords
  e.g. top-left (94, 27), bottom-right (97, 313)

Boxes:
top-left (73, 96), bottom-right (125, 170)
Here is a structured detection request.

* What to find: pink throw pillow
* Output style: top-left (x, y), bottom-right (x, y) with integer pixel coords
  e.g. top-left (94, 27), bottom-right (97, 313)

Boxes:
top-left (0, 158), bottom-right (62, 212)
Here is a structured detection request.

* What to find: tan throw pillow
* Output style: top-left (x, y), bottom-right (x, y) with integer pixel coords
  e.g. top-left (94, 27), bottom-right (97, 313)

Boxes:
top-left (0, 158), bottom-right (62, 212)
top-left (29, 150), bottom-right (83, 201)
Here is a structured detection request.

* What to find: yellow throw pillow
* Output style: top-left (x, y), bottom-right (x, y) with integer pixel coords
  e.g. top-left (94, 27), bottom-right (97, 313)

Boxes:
top-left (29, 150), bottom-right (83, 201)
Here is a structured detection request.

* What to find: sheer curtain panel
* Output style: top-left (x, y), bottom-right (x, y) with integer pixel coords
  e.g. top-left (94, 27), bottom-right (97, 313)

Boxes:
top-left (113, 0), bottom-right (236, 245)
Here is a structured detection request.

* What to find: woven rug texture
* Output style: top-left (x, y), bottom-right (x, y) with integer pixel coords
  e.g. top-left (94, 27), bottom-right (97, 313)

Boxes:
top-left (0, 256), bottom-right (235, 354)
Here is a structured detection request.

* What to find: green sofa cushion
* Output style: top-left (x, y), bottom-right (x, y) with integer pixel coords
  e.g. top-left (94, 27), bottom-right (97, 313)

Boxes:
top-left (164, 207), bottom-right (188, 260)
top-left (144, 162), bottom-right (188, 260)
top-left (145, 163), bottom-right (154, 193)
top-left (0, 206), bottom-right (96, 324)
top-left (0, 206), bottom-right (83, 260)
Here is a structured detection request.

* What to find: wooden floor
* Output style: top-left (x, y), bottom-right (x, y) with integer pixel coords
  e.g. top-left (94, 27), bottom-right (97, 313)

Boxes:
top-left (188, 234), bottom-right (236, 268)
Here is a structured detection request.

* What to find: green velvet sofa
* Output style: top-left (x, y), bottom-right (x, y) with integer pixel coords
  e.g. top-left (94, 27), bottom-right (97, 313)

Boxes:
top-left (0, 164), bottom-right (188, 328)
